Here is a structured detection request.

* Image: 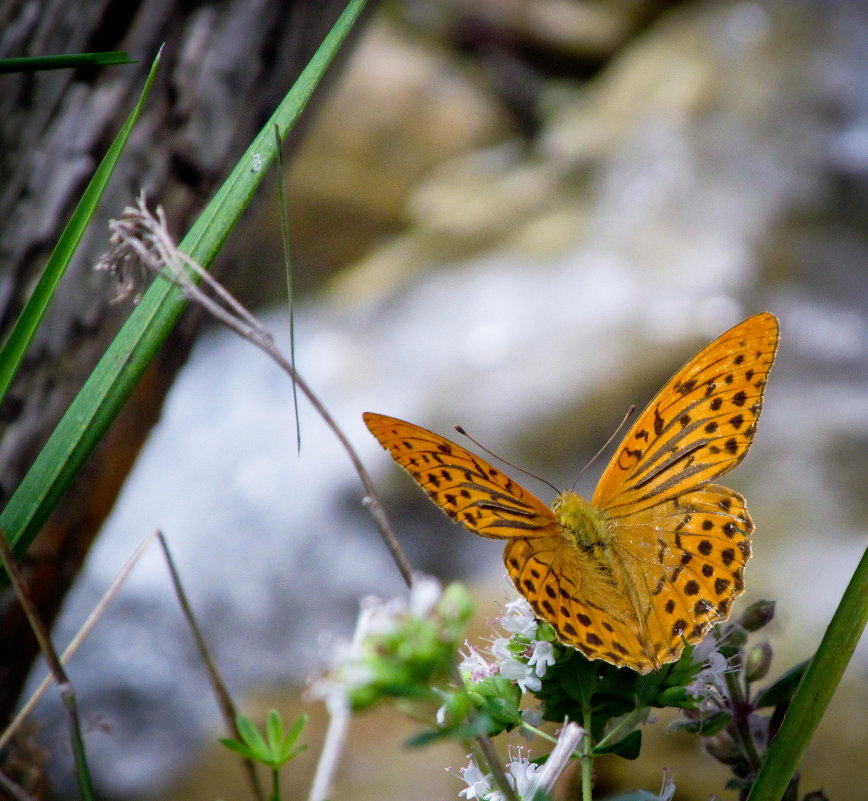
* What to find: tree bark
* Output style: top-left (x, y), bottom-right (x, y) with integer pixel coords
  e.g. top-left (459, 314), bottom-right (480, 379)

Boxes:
top-left (0, 0), bottom-right (373, 733)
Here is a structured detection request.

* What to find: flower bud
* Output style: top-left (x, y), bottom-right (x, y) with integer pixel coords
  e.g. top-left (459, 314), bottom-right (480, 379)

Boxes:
top-left (745, 642), bottom-right (773, 682)
top-left (725, 626), bottom-right (748, 650)
top-left (705, 732), bottom-right (742, 765)
top-left (438, 582), bottom-right (475, 624)
top-left (739, 599), bottom-right (776, 631)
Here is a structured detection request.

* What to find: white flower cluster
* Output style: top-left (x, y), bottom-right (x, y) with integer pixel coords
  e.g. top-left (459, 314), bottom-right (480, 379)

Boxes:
top-left (460, 596), bottom-right (556, 693)
top-left (310, 574), bottom-right (445, 712)
top-left (364, 573), bottom-right (444, 635)
top-left (454, 750), bottom-right (677, 801)
top-left (451, 722), bottom-right (588, 801)
top-left (454, 749), bottom-right (542, 801)
top-left (684, 636), bottom-right (734, 712)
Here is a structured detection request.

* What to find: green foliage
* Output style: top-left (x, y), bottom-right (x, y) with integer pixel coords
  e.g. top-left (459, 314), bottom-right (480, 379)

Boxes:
top-left (326, 581), bottom-right (474, 714)
top-left (753, 660), bottom-right (809, 709)
top-left (0, 52), bottom-right (134, 73)
top-left (536, 643), bottom-right (700, 741)
top-left (328, 568), bottom-right (865, 801)
top-left (747, 546), bottom-right (868, 801)
top-left (0, 52), bottom-right (158, 410)
top-left (219, 711), bottom-right (307, 768)
top-left (0, 0), bottom-right (370, 570)
top-left (592, 729), bottom-right (642, 760)
top-left (219, 712), bottom-right (307, 801)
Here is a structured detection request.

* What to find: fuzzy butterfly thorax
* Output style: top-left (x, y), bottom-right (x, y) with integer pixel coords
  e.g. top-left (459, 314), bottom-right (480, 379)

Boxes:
top-left (551, 490), bottom-right (610, 553)
top-left (364, 312), bottom-right (779, 674)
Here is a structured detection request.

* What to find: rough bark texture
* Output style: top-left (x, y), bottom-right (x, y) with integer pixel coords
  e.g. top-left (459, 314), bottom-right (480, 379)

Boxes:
top-left (0, 0), bottom-right (371, 735)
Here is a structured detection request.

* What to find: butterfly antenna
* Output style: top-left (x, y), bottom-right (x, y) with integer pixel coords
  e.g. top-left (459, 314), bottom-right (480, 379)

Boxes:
top-left (570, 405), bottom-right (636, 492)
top-left (454, 425), bottom-right (561, 495)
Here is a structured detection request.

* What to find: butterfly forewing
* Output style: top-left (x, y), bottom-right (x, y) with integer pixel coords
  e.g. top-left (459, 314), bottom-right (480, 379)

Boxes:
top-left (363, 413), bottom-right (560, 539)
top-left (592, 313), bottom-right (779, 514)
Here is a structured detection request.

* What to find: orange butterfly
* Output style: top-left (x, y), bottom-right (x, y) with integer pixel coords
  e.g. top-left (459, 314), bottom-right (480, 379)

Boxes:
top-left (364, 312), bottom-right (779, 673)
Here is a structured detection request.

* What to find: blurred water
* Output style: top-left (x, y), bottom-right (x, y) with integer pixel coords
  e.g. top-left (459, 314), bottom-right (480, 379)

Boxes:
top-left (27, 1), bottom-right (868, 797)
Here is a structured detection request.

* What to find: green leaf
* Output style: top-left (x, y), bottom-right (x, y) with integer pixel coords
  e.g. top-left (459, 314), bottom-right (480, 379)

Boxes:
top-left (404, 729), bottom-right (446, 748)
top-left (652, 685), bottom-right (696, 709)
top-left (0, 0), bottom-right (370, 571)
top-left (236, 715), bottom-right (269, 760)
top-left (592, 729), bottom-right (642, 760)
top-left (753, 660), bottom-right (809, 709)
top-left (218, 737), bottom-right (257, 761)
top-left (221, 713), bottom-right (307, 767)
top-left (275, 714), bottom-right (308, 762)
top-left (266, 709), bottom-right (285, 752)
top-left (747, 546), bottom-right (868, 801)
top-left (0, 52), bottom-right (134, 74)
top-left (283, 713), bottom-right (307, 746)
top-left (404, 713), bottom-right (496, 748)
top-left (668, 710), bottom-right (731, 736)
top-left (0, 50), bottom-right (159, 406)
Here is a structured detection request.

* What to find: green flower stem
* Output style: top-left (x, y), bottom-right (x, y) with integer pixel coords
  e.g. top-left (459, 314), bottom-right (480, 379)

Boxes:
top-left (270, 767), bottom-right (279, 801)
top-left (581, 705), bottom-right (593, 801)
top-left (63, 686), bottom-right (95, 801)
top-left (474, 724), bottom-right (519, 801)
top-left (520, 723), bottom-right (558, 745)
top-left (724, 668), bottom-right (763, 772)
top-left (449, 661), bottom-right (517, 801)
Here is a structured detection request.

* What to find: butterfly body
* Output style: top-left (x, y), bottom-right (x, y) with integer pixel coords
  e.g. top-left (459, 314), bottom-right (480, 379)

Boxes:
top-left (364, 312), bottom-right (779, 674)
top-left (551, 490), bottom-right (610, 553)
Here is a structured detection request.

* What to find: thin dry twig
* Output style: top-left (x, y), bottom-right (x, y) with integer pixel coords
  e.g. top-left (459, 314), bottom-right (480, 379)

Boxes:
top-left (0, 532), bottom-right (93, 797)
top-left (98, 194), bottom-right (414, 586)
top-left (156, 531), bottom-right (264, 801)
top-left (0, 532), bottom-right (159, 752)
top-left (98, 194), bottom-right (518, 801)
top-left (0, 769), bottom-right (37, 801)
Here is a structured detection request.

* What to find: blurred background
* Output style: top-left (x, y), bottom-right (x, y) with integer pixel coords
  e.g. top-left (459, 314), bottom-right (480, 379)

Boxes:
top-left (5, 0), bottom-right (868, 799)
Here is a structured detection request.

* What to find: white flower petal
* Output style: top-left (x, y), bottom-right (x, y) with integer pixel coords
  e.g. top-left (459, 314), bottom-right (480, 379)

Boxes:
top-left (527, 641), bottom-right (555, 677)
top-left (409, 573), bottom-right (443, 618)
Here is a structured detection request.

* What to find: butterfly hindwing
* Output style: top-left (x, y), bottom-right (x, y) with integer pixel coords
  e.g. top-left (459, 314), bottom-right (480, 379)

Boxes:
top-left (609, 483), bottom-right (754, 666)
top-left (504, 535), bottom-right (654, 672)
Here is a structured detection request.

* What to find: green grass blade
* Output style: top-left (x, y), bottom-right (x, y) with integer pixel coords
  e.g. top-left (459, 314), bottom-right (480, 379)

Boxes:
top-left (0, 50), bottom-right (159, 403)
top-left (273, 123), bottom-right (301, 451)
top-left (0, 52), bottom-right (134, 74)
top-left (0, 0), bottom-right (369, 563)
top-left (747, 546), bottom-right (868, 801)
